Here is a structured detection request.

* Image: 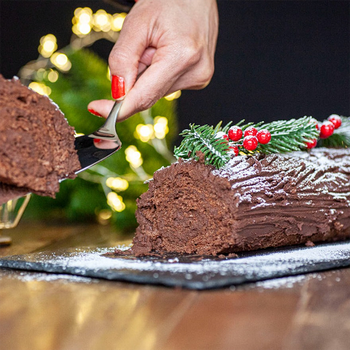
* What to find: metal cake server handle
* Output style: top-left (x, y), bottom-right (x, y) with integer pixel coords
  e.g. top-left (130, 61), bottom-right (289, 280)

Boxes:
top-left (74, 98), bottom-right (124, 173)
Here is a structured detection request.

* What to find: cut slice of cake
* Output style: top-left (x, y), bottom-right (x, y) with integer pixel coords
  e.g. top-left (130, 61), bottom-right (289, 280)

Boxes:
top-left (0, 75), bottom-right (80, 204)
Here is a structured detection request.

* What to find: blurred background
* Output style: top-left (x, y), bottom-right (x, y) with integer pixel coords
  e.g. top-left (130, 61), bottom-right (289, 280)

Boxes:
top-left (1, 1), bottom-right (349, 125)
top-left (0, 0), bottom-right (349, 232)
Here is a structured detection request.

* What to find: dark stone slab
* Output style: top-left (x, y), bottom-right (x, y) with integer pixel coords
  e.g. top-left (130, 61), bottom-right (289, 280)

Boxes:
top-left (1, 241), bottom-right (350, 290)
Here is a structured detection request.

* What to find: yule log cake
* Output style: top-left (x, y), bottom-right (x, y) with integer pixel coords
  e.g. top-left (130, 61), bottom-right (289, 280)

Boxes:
top-left (129, 115), bottom-right (350, 256)
top-left (0, 75), bottom-right (80, 204)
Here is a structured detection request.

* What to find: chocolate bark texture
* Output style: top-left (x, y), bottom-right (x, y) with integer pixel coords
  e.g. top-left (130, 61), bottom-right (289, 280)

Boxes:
top-left (131, 148), bottom-right (350, 256)
top-left (0, 75), bottom-right (80, 204)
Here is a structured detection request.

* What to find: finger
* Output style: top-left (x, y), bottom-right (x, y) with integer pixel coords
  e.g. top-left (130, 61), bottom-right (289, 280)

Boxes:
top-left (108, 15), bottom-right (151, 92)
top-left (138, 47), bottom-right (156, 75)
top-left (119, 54), bottom-right (184, 120)
top-left (118, 34), bottom-right (210, 119)
top-left (140, 47), bottom-right (156, 67)
top-left (164, 59), bottom-right (215, 94)
top-left (88, 100), bottom-right (115, 119)
top-left (119, 49), bottom-right (214, 120)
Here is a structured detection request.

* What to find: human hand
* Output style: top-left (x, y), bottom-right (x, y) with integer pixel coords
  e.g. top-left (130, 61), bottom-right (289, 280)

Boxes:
top-left (88, 0), bottom-right (219, 121)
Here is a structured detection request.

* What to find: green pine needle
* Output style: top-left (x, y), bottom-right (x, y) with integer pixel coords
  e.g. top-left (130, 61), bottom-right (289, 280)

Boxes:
top-left (256, 116), bottom-right (319, 155)
top-left (174, 123), bottom-right (231, 168)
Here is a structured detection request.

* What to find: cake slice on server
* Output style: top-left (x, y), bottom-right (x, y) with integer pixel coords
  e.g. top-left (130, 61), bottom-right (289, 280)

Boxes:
top-left (128, 115), bottom-right (350, 256)
top-left (0, 75), bottom-right (123, 205)
top-left (0, 75), bottom-right (81, 204)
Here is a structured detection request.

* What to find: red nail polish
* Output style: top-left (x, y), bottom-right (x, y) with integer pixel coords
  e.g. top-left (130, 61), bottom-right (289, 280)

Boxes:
top-left (94, 138), bottom-right (102, 143)
top-left (111, 75), bottom-right (125, 99)
top-left (88, 108), bottom-right (102, 117)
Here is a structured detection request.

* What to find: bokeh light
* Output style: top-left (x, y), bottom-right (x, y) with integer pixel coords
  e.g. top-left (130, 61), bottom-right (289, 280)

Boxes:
top-left (125, 146), bottom-right (143, 168)
top-left (28, 82), bottom-right (51, 96)
top-left (50, 53), bottom-right (72, 72)
top-left (47, 69), bottom-right (59, 83)
top-left (135, 124), bottom-right (154, 142)
top-left (93, 9), bottom-right (112, 32)
top-left (164, 90), bottom-right (181, 101)
top-left (107, 192), bottom-right (125, 212)
top-left (97, 209), bottom-right (113, 224)
top-left (72, 7), bottom-right (93, 36)
top-left (38, 34), bottom-right (57, 58)
top-left (111, 13), bottom-right (127, 31)
top-left (154, 116), bottom-right (169, 139)
top-left (106, 177), bottom-right (129, 191)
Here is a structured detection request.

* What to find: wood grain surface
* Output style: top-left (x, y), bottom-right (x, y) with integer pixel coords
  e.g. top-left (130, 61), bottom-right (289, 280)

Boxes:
top-left (1, 221), bottom-right (350, 350)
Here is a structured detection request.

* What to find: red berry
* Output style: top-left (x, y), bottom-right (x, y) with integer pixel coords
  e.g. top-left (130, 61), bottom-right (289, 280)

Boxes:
top-left (306, 138), bottom-right (317, 149)
top-left (243, 136), bottom-right (258, 151)
top-left (256, 129), bottom-right (271, 144)
top-left (328, 114), bottom-right (342, 129)
top-left (228, 126), bottom-right (243, 141)
top-left (319, 121), bottom-right (335, 139)
top-left (216, 132), bottom-right (229, 141)
top-left (229, 146), bottom-right (239, 156)
top-left (244, 126), bottom-right (258, 137)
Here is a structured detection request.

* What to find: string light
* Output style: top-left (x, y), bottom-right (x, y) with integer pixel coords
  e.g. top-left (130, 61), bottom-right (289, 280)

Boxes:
top-left (93, 10), bottom-right (112, 32)
top-left (97, 209), bottom-right (112, 224)
top-left (125, 146), bottom-right (143, 168)
top-left (38, 34), bottom-right (57, 58)
top-left (50, 52), bottom-right (72, 72)
top-left (111, 13), bottom-right (127, 31)
top-left (35, 68), bottom-right (46, 81)
top-left (164, 90), bottom-right (181, 101)
top-left (28, 82), bottom-right (51, 96)
top-left (106, 177), bottom-right (129, 191)
top-left (154, 116), bottom-right (169, 139)
top-left (47, 69), bottom-right (59, 83)
top-left (135, 124), bottom-right (154, 142)
top-left (72, 7), bottom-right (93, 36)
top-left (107, 192), bottom-right (125, 212)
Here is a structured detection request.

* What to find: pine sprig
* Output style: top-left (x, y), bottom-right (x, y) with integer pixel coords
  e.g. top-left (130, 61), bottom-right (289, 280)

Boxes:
top-left (174, 115), bottom-right (350, 169)
top-left (174, 116), bottom-right (321, 168)
top-left (256, 116), bottom-right (319, 155)
top-left (174, 123), bottom-right (231, 168)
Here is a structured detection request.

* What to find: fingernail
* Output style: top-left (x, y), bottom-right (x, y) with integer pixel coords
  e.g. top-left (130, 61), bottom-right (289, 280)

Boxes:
top-left (111, 75), bottom-right (125, 99)
top-left (88, 108), bottom-right (102, 117)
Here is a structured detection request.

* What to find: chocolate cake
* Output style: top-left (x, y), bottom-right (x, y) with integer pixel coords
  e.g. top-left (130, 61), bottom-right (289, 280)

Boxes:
top-left (0, 75), bottom-right (80, 204)
top-left (131, 148), bottom-right (350, 256)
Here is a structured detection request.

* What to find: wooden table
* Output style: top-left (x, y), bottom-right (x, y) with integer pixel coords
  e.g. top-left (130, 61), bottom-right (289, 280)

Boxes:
top-left (1, 221), bottom-right (350, 350)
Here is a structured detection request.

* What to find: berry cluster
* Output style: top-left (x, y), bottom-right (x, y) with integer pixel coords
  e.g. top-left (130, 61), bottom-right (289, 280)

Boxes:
top-left (306, 114), bottom-right (342, 149)
top-left (216, 126), bottom-right (271, 156)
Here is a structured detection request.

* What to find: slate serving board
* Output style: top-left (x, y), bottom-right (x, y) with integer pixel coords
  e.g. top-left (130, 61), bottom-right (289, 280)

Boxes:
top-left (1, 241), bottom-right (350, 290)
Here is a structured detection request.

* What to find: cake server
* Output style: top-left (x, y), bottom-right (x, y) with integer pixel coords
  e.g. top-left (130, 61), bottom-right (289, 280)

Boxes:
top-left (74, 98), bottom-right (123, 173)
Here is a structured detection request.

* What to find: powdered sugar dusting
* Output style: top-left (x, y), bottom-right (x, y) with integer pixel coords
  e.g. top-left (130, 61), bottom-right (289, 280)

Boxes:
top-left (1, 241), bottom-right (350, 289)
top-left (213, 149), bottom-right (350, 202)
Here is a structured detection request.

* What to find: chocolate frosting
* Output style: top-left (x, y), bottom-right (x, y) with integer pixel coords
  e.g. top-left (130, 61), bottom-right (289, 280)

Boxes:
top-left (0, 75), bottom-right (80, 204)
top-left (132, 148), bottom-right (350, 256)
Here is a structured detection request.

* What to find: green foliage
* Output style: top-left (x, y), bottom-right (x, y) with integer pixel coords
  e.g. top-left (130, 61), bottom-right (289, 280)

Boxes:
top-left (174, 122), bottom-right (232, 168)
top-left (318, 116), bottom-right (350, 148)
top-left (257, 116), bottom-right (319, 154)
top-left (175, 116), bottom-right (320, 169)
top-left (26, 48), bottom-right (178, 232)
